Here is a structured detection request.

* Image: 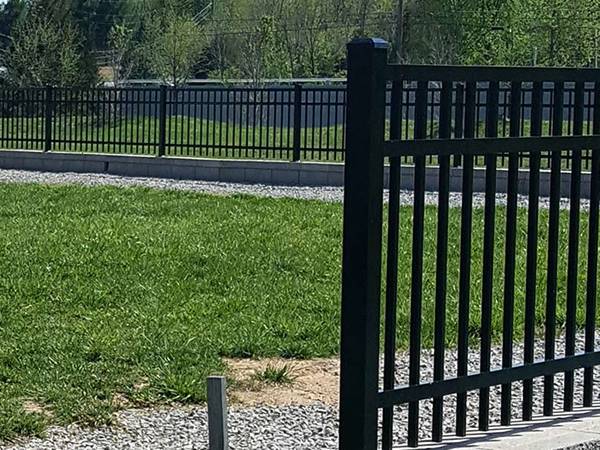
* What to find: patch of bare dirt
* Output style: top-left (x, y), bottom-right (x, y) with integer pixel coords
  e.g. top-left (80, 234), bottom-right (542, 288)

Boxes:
top-left (225, 357), bottom-right (339, 407)
top-left (111, 393), bottom-right (133, 409)
top-left (22, 400), bottom-right (53, 418)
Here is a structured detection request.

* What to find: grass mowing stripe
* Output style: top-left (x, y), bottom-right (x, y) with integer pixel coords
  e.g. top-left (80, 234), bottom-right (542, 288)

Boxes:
top-left (0, 183), bottom-right (595, 441)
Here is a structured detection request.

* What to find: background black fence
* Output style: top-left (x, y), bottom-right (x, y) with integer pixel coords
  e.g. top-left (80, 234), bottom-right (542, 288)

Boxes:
top-left (0, 82), bottom-right (599, 170)
top-left (0, 84), bottom-right (347, 162)
top-left (340, 39), bottom-right (600, 449)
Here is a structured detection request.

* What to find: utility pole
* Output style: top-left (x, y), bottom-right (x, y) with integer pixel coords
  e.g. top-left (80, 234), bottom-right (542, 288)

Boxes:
top-left (392, 0), bottom-right (404, 62)
top-left (595, 29), bottom-right (599, 68)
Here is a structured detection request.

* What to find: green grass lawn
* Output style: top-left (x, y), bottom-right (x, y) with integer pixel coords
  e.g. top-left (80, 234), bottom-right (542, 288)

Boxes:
top-left (0, 182), bottom-right (596, 441)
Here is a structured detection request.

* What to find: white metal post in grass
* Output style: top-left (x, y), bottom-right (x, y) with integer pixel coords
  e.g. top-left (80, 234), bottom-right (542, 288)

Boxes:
top-left (207, 376), bottom-right (228, 450)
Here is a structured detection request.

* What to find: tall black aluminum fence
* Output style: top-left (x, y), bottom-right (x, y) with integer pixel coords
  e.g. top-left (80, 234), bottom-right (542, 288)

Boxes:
top-left (340, 38), bottom-right (600, 449)
top-left (1, 82), bottom-right (599, 169)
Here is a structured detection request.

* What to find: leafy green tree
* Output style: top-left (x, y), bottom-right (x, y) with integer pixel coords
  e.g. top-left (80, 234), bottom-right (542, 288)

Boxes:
top-left (7, 0), bottom-right (600, 83)
top-left (204, 0), bottom-right (240, 79)
top-left (144, 7), bottom-right (207, 85)
top-left (107, 23), bottom-right (139, 85)
top-left (458, 0), bottom-right (517, 65)
top-left (400, 0), bottom-right (600, 67)
top-left (0, 9), bottom-right (96, 87)
top-left (210, 0), bottom-right (357, 80)
top-left (236, 14), bottom-right (289, 82)
top-left (279, 0), bottom-right (349, 77)
top-left (515, 0), bottom-right (600, 67)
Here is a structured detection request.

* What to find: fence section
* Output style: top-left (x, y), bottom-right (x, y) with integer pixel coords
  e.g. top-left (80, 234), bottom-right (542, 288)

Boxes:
top-left (0, 87), bottom-right (46, 151)
top-left (0, 84), bottom-right (346, 162)
top-left (339, 38), bottom-right (600, 449)
top-left (1, 82), bottom-right (599, 169)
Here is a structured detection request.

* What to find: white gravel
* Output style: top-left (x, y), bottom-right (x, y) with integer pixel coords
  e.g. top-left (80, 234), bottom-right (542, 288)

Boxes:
top-left (1, 405), bottom-right (338, 450)
top-left (0, 169), bottom-right (588, 210)
top-left (0, 169), bottom-right (598, 448)
top-left (2, 333), bottom-right (598, 450)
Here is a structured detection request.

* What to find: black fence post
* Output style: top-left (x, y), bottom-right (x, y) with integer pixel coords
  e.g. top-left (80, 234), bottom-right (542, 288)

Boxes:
top-left (158, 85), bottom-right (167, 157)
top-left (44, 85), bottom-right (53, 152)
top-left (339, 38), bottom-right (388, 450)
top-left (292, 83), bottom-right (302, 161)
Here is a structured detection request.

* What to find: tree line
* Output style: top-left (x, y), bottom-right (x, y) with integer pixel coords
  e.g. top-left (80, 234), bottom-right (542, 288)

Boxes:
top-left (0, 0), bottom-right (599, 87)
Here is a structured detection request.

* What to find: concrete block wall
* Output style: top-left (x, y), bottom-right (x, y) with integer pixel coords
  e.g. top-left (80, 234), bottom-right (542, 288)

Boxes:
top-left (0, 149), bottom-right (592, 199)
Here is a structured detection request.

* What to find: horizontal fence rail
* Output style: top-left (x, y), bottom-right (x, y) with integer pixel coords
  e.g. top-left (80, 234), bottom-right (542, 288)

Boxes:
top-left (339, 38), bottom-right (600, 450)
top-left (1, 81), bottom-right (600, 170)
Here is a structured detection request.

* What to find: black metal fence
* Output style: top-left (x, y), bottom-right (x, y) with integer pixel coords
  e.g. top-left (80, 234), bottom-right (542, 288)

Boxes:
top-left (1, 81), bottom-right (600, 170)
top-left (0, 84), bottom-right (347, 161)
top-left (340, 38), bottom-right (600, 449)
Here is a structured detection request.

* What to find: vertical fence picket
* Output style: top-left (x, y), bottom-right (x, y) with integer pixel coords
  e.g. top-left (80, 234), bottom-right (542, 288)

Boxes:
top-left (6, 89), bottom-right (10, 148)
top-left (121, 88), bottom-right (127, 154)
top-left (544, 81), bottom-right (565, 417)
top-left (584, 81), bottom-right (600, 407)
top-left (245, 89), bottom-right (251, 158)
top-left (218, 89), bottom-right (224, 157)
top-left (11, 90), bottom-right (16, 149)
top-left (500, 81), bottom-right (521, 426)
top-left (12, 89), bottom-right (16, 149)
top-left (564, 81), bottom-right (584, 412)
top-left (139, 89), bottom-right (144, 153)
top-left (224, 89), bottom-right (230, 158)
top-left (293, 84), bottom-right (302, 161)
top-left (106, 89), bottom-right (112, 152)
top-left (100, 88), bottom-right (106, 153)
top-left (211, 89), bottom-right (217, 157)
top-left (456, 80), bottom-right (476, 438)
top-left (407, 80), bottom-right (428, 448)
top-left (1, 89), bottom-right (5, 148)
top-left (23, 90), bottom-right (29, 149)
top-left (157, 85), bottom-right (167, 157)
top-left (333, 89), bottom-right (339, 159)
top-left (523, 81), bottom-right (543, 421)
top-left (44, 86), bottom-right (53, 152)
top-left (431, 80), bottom-right (452, 443)
top-left (479, 80), bottom-right (499, 432)
top-left (382, 80), bottom-right (403, 450)
top-left (88, 88), bottom-right (94, 152)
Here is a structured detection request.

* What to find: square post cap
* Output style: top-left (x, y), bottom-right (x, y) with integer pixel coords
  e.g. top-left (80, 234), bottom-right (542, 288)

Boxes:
top-left (347, 38), bottom-right (389, 49)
